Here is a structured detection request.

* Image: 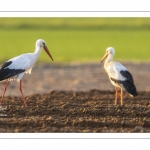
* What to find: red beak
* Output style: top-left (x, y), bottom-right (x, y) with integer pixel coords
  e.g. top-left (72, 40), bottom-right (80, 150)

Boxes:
top-left (44, 46), bottom-right (53, 61)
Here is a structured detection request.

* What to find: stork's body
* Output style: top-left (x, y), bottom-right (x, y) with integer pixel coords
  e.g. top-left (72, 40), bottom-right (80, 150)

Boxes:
top-left (0, 39), bottom-right (53, 107)
top-left (101, 47), bottom-right (137, 105)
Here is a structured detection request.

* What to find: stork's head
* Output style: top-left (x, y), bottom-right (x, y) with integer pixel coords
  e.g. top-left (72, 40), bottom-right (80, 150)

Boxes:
top-left (36, 39), bottom-right (53, 61)
top-left (101, 47), bottom-right (115, 63)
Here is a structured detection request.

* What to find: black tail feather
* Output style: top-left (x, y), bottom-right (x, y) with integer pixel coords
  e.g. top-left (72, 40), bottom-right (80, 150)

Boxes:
top-left (122, 80), bottom-right (138, 97)
top-left (0, 68), bottom-right (25, 81)
top-left (110, 77), bottom-right (138, 97)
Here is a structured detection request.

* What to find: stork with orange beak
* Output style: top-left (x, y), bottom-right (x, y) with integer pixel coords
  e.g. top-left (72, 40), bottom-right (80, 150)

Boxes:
top-left (0, 39), bottom-right (53, 107)
top-left (101, 47), bottom-right (137, 105)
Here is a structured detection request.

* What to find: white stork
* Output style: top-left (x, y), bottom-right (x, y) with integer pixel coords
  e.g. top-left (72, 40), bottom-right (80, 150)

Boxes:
top-left (101, 47), bottom-right (137, 105)
top-left (0, 39), bottom-right (53, 107)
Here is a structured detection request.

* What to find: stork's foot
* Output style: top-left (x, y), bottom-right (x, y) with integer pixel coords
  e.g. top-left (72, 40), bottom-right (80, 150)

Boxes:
top-left (23, 102), bottom-right (27, 107)
top-left (114, 98), bottom-right (118, 105)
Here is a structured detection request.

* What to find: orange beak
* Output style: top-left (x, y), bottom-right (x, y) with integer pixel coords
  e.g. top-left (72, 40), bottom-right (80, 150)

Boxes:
top-left (100, 52), bottom-right (109, 63)
top-left (44, 46), bottom-right (54, 61)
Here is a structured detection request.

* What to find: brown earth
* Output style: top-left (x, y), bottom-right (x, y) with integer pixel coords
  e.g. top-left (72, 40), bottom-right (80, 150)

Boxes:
top-left (0, 62), bottom-right (150, 133)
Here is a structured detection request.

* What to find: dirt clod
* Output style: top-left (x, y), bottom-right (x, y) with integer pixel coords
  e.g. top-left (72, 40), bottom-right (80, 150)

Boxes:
top-left (0, 90), bottom-right (149, 132)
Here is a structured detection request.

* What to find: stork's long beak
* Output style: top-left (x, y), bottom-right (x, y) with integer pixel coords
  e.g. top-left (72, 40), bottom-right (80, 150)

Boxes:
top-left (100, 52), bottom-right (109, 63)
top-left (44, 46), bottom-right (54, 61)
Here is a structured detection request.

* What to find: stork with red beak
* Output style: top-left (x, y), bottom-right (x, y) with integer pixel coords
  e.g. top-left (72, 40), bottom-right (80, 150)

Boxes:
top-left (0, 39), bottom-right (53, 107)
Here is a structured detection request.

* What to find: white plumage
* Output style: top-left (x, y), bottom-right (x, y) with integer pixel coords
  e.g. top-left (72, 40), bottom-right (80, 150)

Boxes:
top-left (101, 47), bottom-right (137, 105)
top-left (105, 61), bottom-right (127, 87)
top-left (0, 39), bottom-right (53, 107)
top-left (6, 54), bottom-right (35, 81)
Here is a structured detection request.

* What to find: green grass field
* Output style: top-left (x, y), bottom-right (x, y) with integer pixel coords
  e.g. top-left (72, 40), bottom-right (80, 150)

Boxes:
top-left (1, 18), bottom-right (150, 63)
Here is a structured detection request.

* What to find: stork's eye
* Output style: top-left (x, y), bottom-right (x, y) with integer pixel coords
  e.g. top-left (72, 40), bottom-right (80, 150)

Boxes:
top-left (43, 42), bottom-right (45, 46)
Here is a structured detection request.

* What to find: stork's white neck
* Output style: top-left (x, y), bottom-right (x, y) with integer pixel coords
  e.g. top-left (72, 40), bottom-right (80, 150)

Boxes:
top-left (104, 54), bottom-right (114, 68)
top-left (29, 46), bottom-right (43, 66)
top-left (34, 46), bottom-right (43, 58)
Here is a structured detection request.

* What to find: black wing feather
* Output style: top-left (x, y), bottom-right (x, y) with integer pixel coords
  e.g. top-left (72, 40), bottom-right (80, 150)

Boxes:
top-left (1, 61), bottom-right (13, 69)
top-left (110, 70), bottom-right (138, 97)
top-left (120, 70), bottom-right (134, 83)
top-left (0, 61), bottom-right (25, 81)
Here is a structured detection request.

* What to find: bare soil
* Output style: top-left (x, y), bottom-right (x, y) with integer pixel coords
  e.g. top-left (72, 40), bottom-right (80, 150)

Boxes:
top-left (0, 62), bottom-right (150, 133)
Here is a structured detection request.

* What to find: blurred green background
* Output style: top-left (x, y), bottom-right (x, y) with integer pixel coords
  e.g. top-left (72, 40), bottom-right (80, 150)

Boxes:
top-left (1, 17), bottom-right (150, 64)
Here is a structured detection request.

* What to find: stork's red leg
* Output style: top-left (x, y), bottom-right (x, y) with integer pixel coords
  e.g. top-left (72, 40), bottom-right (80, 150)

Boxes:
top-left (19, 80), bottom-right (27, 107)
top-left (0, 80), bottom-right (10, 105)
top-left (120, 88), bottom-right (123, 105)
top-left (115, 87), bottom-right (118, 105)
